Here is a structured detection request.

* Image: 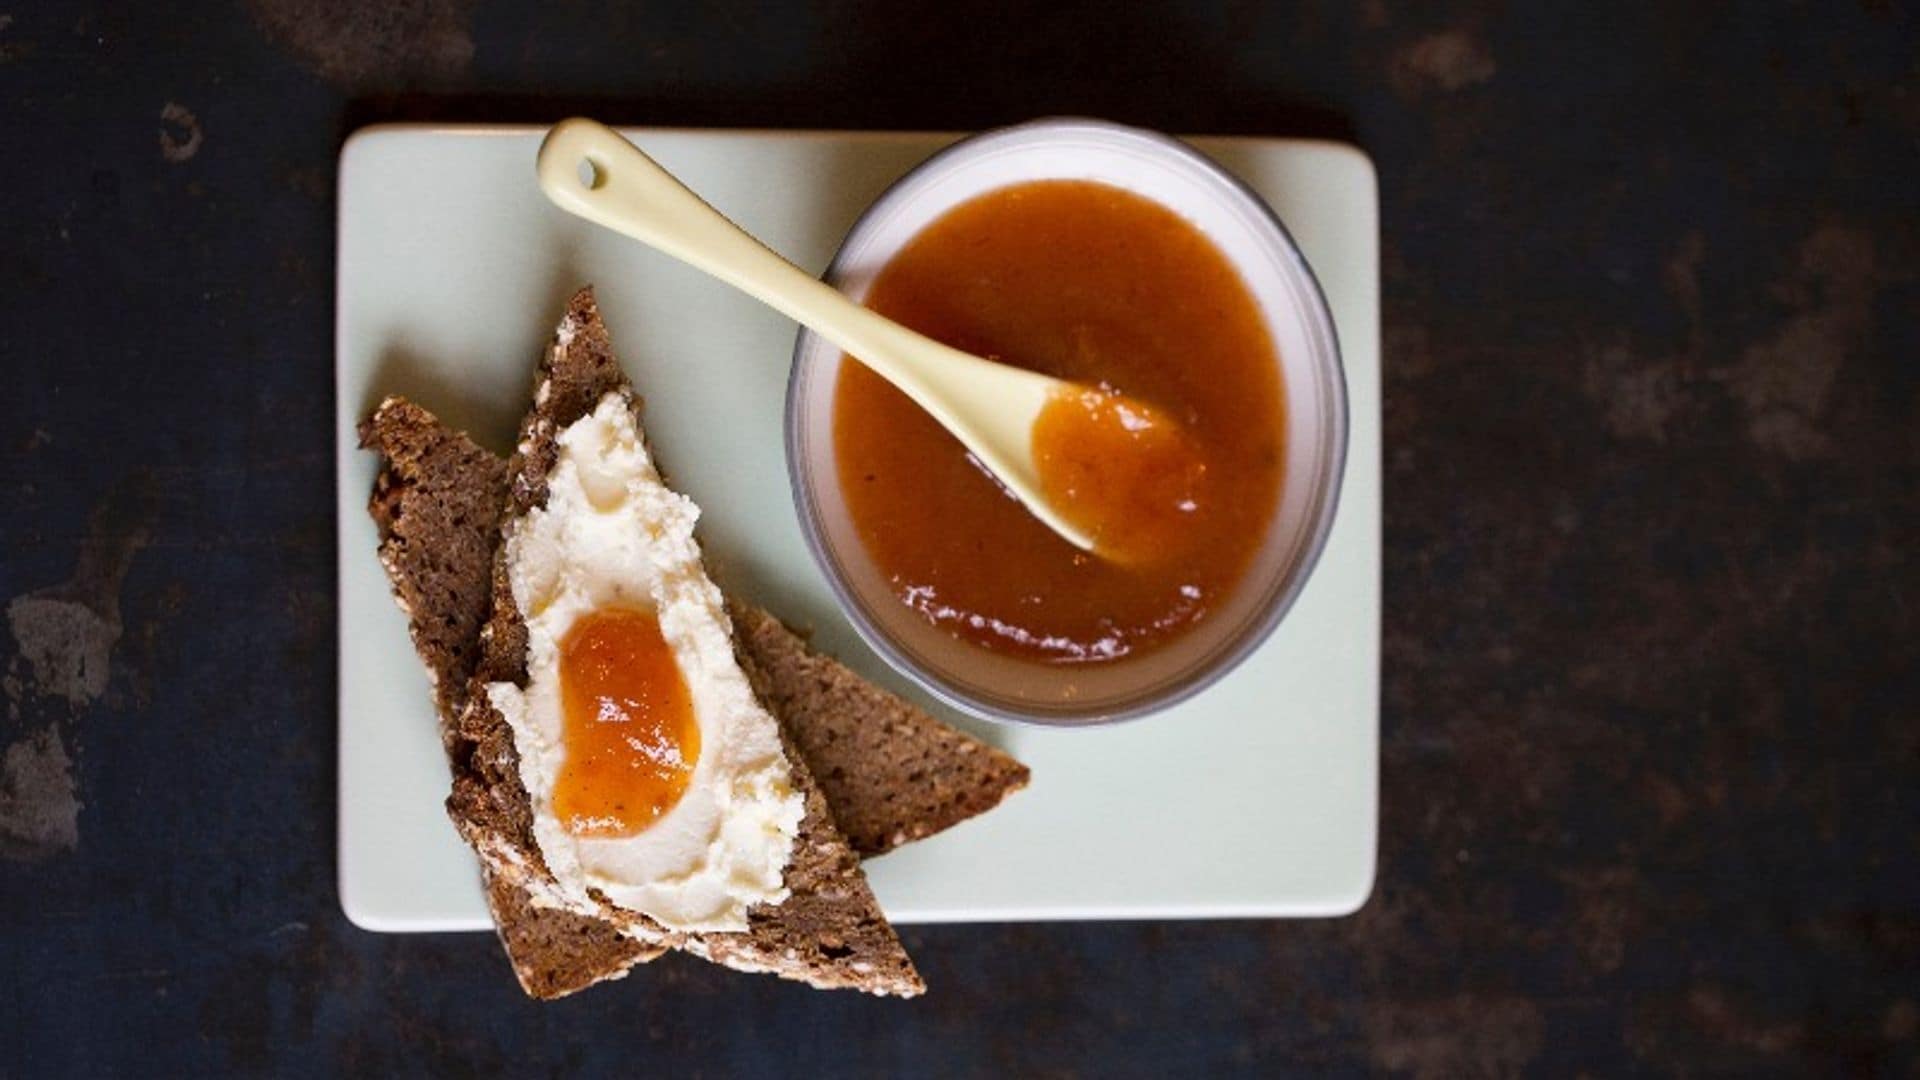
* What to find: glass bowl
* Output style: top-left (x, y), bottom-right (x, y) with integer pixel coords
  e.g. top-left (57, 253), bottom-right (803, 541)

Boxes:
top-left (786, 118), bottom-right (1347, 726)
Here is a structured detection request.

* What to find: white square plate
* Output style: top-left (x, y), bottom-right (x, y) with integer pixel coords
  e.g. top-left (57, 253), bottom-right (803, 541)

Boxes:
top-left (337, 125), bottom-right (1378, 931)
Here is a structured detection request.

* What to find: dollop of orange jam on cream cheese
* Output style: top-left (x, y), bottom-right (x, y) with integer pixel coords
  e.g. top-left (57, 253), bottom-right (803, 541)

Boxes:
top-left (555, 607), bottom-right (699, 837)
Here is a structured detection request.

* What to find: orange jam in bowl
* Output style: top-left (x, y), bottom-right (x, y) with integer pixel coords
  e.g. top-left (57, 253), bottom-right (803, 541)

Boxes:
top-left (832, 180), bottom-right (1284, 666)
top-left (1030, 385), bottom-right (1213, 569)
top-left (788, 120), bottom-right (1349, 725)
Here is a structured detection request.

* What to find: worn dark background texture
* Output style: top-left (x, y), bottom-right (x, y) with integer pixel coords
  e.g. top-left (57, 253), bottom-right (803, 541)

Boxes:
top-left (2, 2), bottom-right (1916, 1076)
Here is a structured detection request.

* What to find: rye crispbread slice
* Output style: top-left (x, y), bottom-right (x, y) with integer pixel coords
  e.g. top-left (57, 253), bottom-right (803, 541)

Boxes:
top-left (452, 287), bottom-right (923, 995)
top-left (361, 293), bottom-right (1027, 996)
top-left (362, 395), bottom-right (1029, 995)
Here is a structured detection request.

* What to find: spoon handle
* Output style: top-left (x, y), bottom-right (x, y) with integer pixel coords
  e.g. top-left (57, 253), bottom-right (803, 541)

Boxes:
top-left (535, 118), bottom-right (1092, 552)
top-left (537, 119), bottom-right (945, 395)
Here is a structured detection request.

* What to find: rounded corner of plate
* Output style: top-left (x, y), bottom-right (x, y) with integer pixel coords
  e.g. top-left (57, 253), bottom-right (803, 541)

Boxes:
top-left (338, 867), bottom-right (397, 934)
top-left (1326, 855), bottom-right (1379, 918)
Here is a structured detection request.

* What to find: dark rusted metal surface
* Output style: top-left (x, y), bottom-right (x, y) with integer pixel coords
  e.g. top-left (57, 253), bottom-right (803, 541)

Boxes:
top-left (1, 2), bottom-right (1914, 1074)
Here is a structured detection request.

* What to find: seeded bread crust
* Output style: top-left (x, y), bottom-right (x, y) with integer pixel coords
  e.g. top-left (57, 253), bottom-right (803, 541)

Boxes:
top-left (456, 287), bottom-right (923, 996)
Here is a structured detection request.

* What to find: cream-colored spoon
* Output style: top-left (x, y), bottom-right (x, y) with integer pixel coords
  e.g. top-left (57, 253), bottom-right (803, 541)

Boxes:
top-left (535, 117), bottom-right (1100, 552)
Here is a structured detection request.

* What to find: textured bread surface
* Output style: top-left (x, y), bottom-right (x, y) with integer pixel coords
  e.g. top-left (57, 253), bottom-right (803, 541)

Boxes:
top-left (482, 871), bottom-right (661, 999)
top-left (360, 398), bottom-right (508, 743)
top-left (728, 601), bottom-right (1029, 855)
